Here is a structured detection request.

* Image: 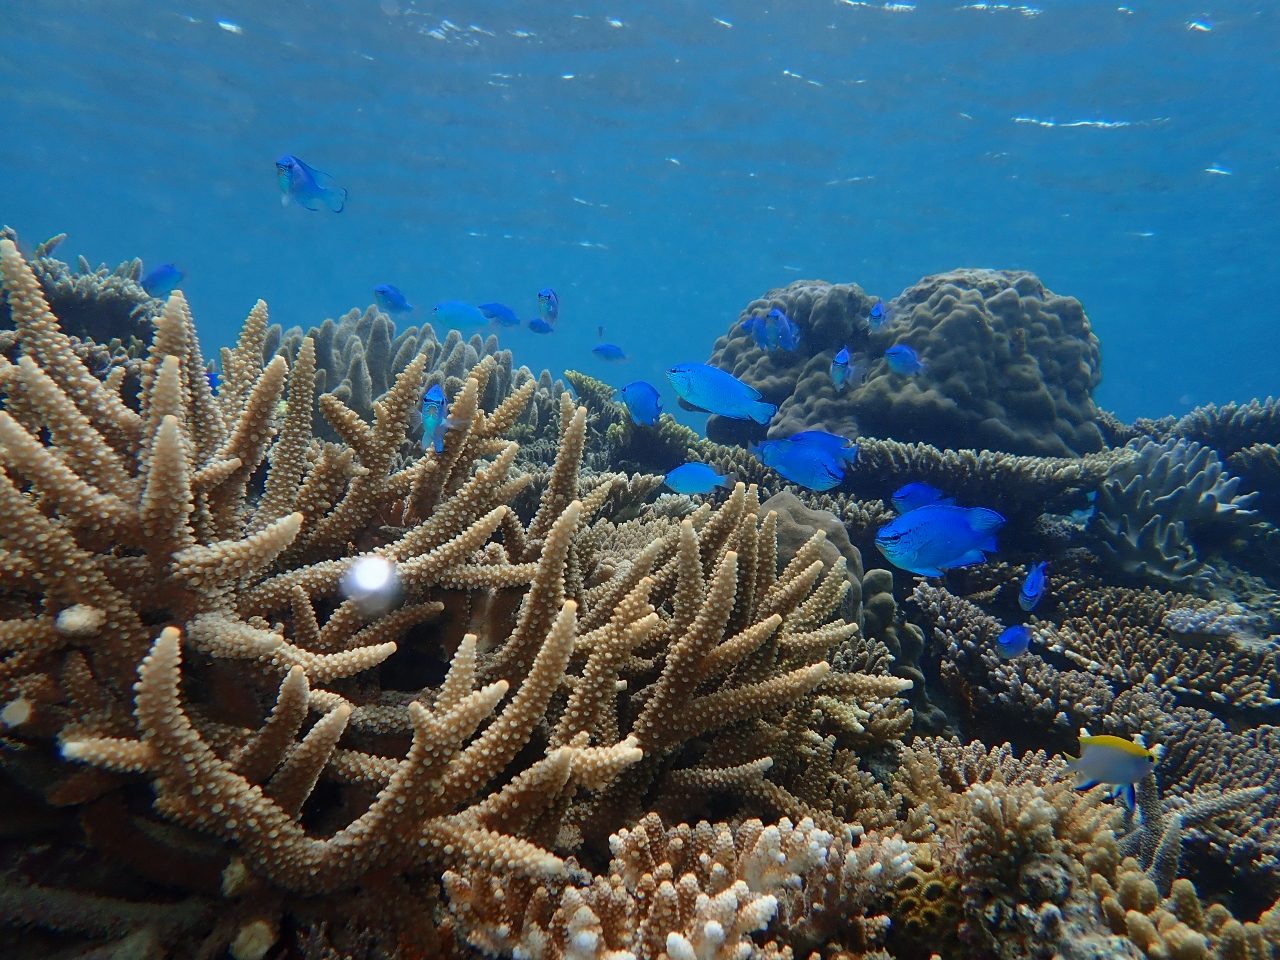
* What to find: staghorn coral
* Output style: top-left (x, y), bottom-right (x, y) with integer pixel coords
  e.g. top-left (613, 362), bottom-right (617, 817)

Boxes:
top-left (1089, 437), bottom-right (1262, 592)
top-left (0, 228), bottom-right (160, 344)
top-left (1167, 396), bottom-right (1280, 460)
top-left (0, 235), bottom-right (919, 957)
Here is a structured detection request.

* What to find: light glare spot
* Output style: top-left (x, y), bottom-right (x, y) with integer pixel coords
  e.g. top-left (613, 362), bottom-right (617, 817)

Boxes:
top-left (217, 19), bottom-right (243, 34)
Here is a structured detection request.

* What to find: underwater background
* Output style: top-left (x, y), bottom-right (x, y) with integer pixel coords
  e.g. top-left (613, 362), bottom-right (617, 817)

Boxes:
top-left (2, 3), bottom-right (1280, 960)
top-left (2, 1), bottom-right (1278, 420)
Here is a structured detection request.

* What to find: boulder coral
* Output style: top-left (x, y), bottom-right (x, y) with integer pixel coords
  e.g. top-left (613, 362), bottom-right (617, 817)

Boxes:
top-left (706, 270), bottom-right (1104, 458)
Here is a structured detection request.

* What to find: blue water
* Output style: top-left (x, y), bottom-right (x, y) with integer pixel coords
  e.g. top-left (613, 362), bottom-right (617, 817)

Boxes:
top-left (2, 1), bottom-right (1276, 421)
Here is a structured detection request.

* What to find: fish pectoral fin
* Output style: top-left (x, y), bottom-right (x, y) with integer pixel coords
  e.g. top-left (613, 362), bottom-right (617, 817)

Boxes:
top-left (676, 397), bottom-right (713, 414)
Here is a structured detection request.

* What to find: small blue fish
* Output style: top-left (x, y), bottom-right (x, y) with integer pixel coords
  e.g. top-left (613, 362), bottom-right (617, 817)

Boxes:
top-left (592, 343), bottom-right (627, 362)
top-left (885, 344), bottom-right (924, 376)
top-left (433, 300), bottom-right (488, 328)
top-left (618, 380), bottom-right (662, 426)
top-left (787, 430), bottom-right (859, 467)
top-left (592, 326), bottom-right (627, 362)
top-left (996, 625), bottom-right (1032, 659)
top-left (1019, 561), bottom-right (1049, 612)
top-left (741, 307), bottom-right (800, 351)
top-left (666, 363), bottom-right (776, 425)
top-left (664, 462), bottom-right (730, 495)
top-left (374, 284), bottom-right (413, 314)
top-left (528, 317), bottom-right (555, 334)
top-left (478, 302), bottom-right (520, 327)
top-left (869, 298), bottom-right (886, 328)
top-left (891, 482), bottom-right (954, 514)
top-left (830, 346), bottom-right (852, 390)
top-left (421, 383), bottom-right (450, 452)
top-left (1066, 734), bottom-right (1157, 811)
top-left (875, 503), bottom-right (1006, 576)
top-left (751, 438), bottom-right (846, 492)
top-left (275, 154), bottom-right (347, 213)
top-left (141, 263), bottom-right (184, 298)
top-left (205, 368), bottom-right (221, 396)
top-left (537, 287), bottom-right (560, 323)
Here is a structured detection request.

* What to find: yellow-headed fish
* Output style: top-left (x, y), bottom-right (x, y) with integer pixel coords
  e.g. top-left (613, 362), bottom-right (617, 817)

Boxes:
top-left (1065, 733), bottom-right (1157, 810)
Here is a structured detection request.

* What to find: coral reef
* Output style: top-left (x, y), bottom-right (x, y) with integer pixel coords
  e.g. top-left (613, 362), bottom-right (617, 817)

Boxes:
top-left (3, 231), bottom-right (1279, 960)
top-left (705, 270), bottom-right (1104, 457)
top-left (1089, 437), bottom-right (1262, 592)
top-left (0, 228), bottom-right (159, 344)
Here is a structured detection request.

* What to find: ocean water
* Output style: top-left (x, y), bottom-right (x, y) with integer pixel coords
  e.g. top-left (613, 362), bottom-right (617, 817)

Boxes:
top-left (2, 1), bottom-right (1276, 420)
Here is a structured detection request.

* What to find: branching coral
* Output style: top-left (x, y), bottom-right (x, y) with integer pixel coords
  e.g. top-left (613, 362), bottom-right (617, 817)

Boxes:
top-left (0, 236), bottom-right (916, 957)
top-left (1089, 437), bottom-right (1262, 592)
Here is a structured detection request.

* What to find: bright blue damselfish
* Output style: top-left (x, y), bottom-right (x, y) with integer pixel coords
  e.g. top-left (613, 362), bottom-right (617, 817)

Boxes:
top-left (374, 284), bottom-right (413, 314)
top-left (891, 482), bottom-right (954, 513)
top-left (751, 438), bottom-right (846, 491)
top-left (875, 503), bottom-right (1007, 576)
top-left (433, 300), bottom-right (487, 328)
top-left (664, 462), bottom-right (730, 495)
top-left (741, 306), bottom-right (800, 351)
top-left (996, 624), bottom-right (1033, 659)
top-left (666, 362), bottom-right (776, 425)
top-left (592, 343), bottom-right (627, 362)
top-left (141, 263), bottom-right (184, 298)
top-left (275, 154), bottom-right (347, 213)
top-left (421, 383), bottom-right (450, 453)
top-left (885, 343), bottom-right (924, 375)
top-left (1019, 561), bottom-right (1049, 611)
top-left (787, 430), bottom-right (859, 466)
top-left (478, 302), bottom-right (520, 327)
top-left (205, 368), bottom-right (221, 396)
top-left (528, 317), bottom-right (555, 334)
top-left (830, 346), bottom-right (851, 390)
top-left (537, 287), bottom-right (559, 323)
top-left (618, 380), bottom-right (662, 426)
top-left (869, 298), bottom-right (886, 328)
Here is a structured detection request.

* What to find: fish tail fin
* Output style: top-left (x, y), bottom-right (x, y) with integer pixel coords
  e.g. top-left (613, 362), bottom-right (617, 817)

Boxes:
top-left (324, 187), bottom-right (348, 213)
top-left (748, 401), bottom-right (777, 425)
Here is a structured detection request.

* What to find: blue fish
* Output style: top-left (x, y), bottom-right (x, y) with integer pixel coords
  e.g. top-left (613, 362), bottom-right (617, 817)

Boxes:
top-left (478, 302), bottom-right (520, 327)
top-left (996, 624), bottom-right (1032, 659)
top-left (275, 154), bottom-right (347, 213)
top-left (374, 284), bottom-right (413, 314)
top-left (875, 503), bottom-right (1007, 576)
top-left (141, 263), bottom-right (184, 298)
top-left (787, 430), bottom-right (859, 467)
top-left (205, 368), bottom-right (221, 396)
top-left (1019, 561), bottom-right (1049, 612)
top-left (664, 462), bottom-right (730, 495)
top-left (885, 343), bottom-right (924, 376)
top-left (537, 287), bottom-right (560, 323)
top-left (592, 343), bottom-right (627, 362)
top-left (869, 298), bottom-right (886, 329)
top-left (666, 362), bottom-right (776, 425)
top-left (618, 380), bottom-right (662, 426)
top-left (421, 383), bottom-right (450, 452)
top-left (433, 300), bottom-right (488, 328)
top-left (741, 307), bottom-right (800, 351)
top-left (751, 438), bottom-right (846, 492)
top-left (528, 317), bottom-right (555, 334)
top-left (830, 346), bottom-right (852, 390)
top-left (891, 482), bottom-right (954, 514)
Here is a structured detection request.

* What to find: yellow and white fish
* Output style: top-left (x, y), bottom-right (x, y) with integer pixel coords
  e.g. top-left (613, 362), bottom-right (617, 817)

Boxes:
top-left (1065, 731), bottom-right (1158, 810)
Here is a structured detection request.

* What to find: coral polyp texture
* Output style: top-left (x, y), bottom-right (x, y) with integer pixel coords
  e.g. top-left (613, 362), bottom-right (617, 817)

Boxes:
top-left (707, 270), bottom-right (1104, 458)
top-left (3, 233), bottom-right (1280, 960)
